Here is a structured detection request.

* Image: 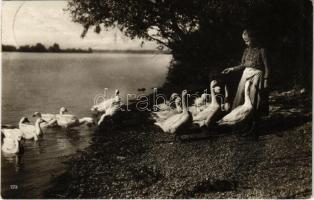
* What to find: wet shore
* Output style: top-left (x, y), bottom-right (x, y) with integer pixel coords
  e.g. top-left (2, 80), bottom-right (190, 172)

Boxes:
top-left (45, 90), bottom-right (312, 198)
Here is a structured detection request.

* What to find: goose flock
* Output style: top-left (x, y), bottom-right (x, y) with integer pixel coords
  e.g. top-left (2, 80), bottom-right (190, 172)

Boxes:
top-left (1, 90), bottom-right (123, 154)
top-left (152, 79), bottom-right (254, 134)
top-left (2, 79), bottom-right (254, 155)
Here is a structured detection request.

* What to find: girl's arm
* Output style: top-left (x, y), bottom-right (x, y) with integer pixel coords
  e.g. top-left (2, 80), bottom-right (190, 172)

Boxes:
top-left (231, 48), bottom-right (247, 71)
top-left (222, 48), bottom-right (247, 74)
top-left (261, 48), bottom-right (269, 88)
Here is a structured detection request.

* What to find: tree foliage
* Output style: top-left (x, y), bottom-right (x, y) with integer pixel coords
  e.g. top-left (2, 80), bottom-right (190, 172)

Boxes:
top-left (66, 0), bottom-right (312, 90)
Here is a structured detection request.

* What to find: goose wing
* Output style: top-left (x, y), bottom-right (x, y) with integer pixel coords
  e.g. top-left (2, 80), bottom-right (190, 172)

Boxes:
top-left (92, 98), bottom-right (115, 112)
top-left (193, 104), bottom-right (219, 121)
top-left (19, 123), bottom-right (36, 139)
top-left (155, 112), bottom-right (183, 133)
top-left (2, 129), bottom-right (23, 140)
top-left (2, 137), bottom-right (19, 154)
top-left (42, 113), bottom-right (56, 121)
top-left (218, 106), bottom-right (252, 125)
top-left (56, 114), bottom-right (79, 127)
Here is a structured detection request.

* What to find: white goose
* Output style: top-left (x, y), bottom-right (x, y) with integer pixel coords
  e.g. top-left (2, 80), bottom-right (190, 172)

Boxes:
top-left (222, 84), bottom-right (231, 112)
top-left (2, 137), bottom-right (21, 154)
top-left (97, 95), bottom-right (123, 125)
top-left (192, 80), bottom-right (221, 127)
top-left (189, 92), bottom-right (211, 116)
top-left (53, 107), bottom-right (95, 128)
top-left (31, 111), bottom-right (58, 128)
top-left (155, 90), bottom-right (192, 134)
top-left (36, 112), bottom-right (58, 127)
top-left (19, 117), bottom-right (45, 141)
top-left (194, 92), bottom-right (210, 107)
top-left (218, 80), bottom-right (253, 126)
top-left (1, 127), bottom-right (23, 141)
top-left (91, 89), bottom-right (121, 113)
top-left (153, 93), bottom-right (179, 111)
top-left (152, 93), bottom-right (182, 123)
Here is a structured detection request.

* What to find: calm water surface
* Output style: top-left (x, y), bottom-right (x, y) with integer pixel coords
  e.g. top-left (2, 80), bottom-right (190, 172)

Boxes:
top-left (1, 52), bottom-right (171, 198)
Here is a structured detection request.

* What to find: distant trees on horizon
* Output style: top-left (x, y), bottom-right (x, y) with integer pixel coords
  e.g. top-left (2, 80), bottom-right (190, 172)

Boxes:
top-left (66, 0), bottom-right (312, 90)
top-left (2, 43), bottom-right (93, 53)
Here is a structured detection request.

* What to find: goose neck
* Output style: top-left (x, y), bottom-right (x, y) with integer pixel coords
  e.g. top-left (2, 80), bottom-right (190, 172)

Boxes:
top-left (175, 99), bottom-right (182, 112)
top-left (181, 94), bottom-right (188, 112)
top-left (210, 87), bottom-right (218, 105)
top-left (244, 83), bottom-right (252, 105)
top-left (35, 119), bottom-right (43, 135)
top-left (18, 118), bottom-right (25, 125)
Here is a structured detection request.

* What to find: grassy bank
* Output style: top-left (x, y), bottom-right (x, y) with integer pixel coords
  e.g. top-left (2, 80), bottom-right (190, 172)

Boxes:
top-left (45, 90), bottom-right (312, 198)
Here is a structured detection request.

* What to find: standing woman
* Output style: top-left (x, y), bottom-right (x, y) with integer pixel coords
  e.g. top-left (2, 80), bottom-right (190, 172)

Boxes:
top-left (222, 29), bottom-right (269, 132)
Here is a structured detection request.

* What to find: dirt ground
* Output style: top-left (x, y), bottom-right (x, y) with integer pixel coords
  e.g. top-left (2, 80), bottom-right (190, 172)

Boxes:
top-left (45, 90), bottom-right (312, 198)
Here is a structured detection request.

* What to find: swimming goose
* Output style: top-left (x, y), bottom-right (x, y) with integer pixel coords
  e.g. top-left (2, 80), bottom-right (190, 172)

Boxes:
top-left (91, 89), bottom-right (121, 113)
top-left (54, 107), bottom-right (79, 128)
top-left (54, 108), bottom-right (95, 128)
top-left (218, 80), bottom-right (253, 126)
top-left (192, 80), bottom-right (221, 127)
top-left (19, 117), bottom-right (45, 141)
top-left (2, 137), bottom-right (21, 154)
top-left (1, 127), bottom-right (23, 141)
top-left (32, 112), bottom-right (58, 128)
top-left (155, 90), bottom-right (192, 134)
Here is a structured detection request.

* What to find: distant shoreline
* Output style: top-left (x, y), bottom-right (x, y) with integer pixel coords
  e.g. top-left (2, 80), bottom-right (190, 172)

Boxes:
top-left (2, 50), bottom-right (171, 54)
top-left (2, 44), bottom-right (171, 54)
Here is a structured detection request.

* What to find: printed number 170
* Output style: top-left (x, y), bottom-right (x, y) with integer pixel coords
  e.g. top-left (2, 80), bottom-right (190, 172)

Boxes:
top-left (10, 185), bottom-right (18, 190)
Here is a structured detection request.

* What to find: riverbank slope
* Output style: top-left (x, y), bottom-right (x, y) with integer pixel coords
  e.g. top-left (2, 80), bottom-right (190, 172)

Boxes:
top-left (45, 89), bottom-right (312, 198)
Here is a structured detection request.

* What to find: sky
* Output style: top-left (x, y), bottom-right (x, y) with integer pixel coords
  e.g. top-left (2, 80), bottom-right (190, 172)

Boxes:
top-left (1, 1), bottom-right (158, 50)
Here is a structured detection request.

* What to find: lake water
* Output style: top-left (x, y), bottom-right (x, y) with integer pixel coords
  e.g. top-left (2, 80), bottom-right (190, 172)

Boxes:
top-left (1, 52), bottom-right (171, 198)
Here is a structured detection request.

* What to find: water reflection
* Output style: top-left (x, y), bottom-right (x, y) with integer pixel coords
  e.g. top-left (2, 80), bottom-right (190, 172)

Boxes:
top-left (2, 153), bottom-right (24, 173)
top-left (1, 53), bottom-right (171, 198)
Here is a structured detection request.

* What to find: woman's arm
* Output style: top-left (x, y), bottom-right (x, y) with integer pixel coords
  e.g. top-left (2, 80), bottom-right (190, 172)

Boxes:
top-left (222, 48), bottom-right (247, 74)
top-left (232, 48), bottom-right (247, 71)
top-left (261, 48), bottom-right (269, 88)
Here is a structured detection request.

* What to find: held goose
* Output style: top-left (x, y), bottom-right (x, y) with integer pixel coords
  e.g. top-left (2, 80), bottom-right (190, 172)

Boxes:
top-left (19, 117), bottom-right (45, 141)
top-left (155, 90), bottom-right (192, 134)
top-left (192, 80), bottom-right (221, 127)
top-left (218, 80), bottom-right (253, 126)
top-left (91, 89), bottom-right (121, 112)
